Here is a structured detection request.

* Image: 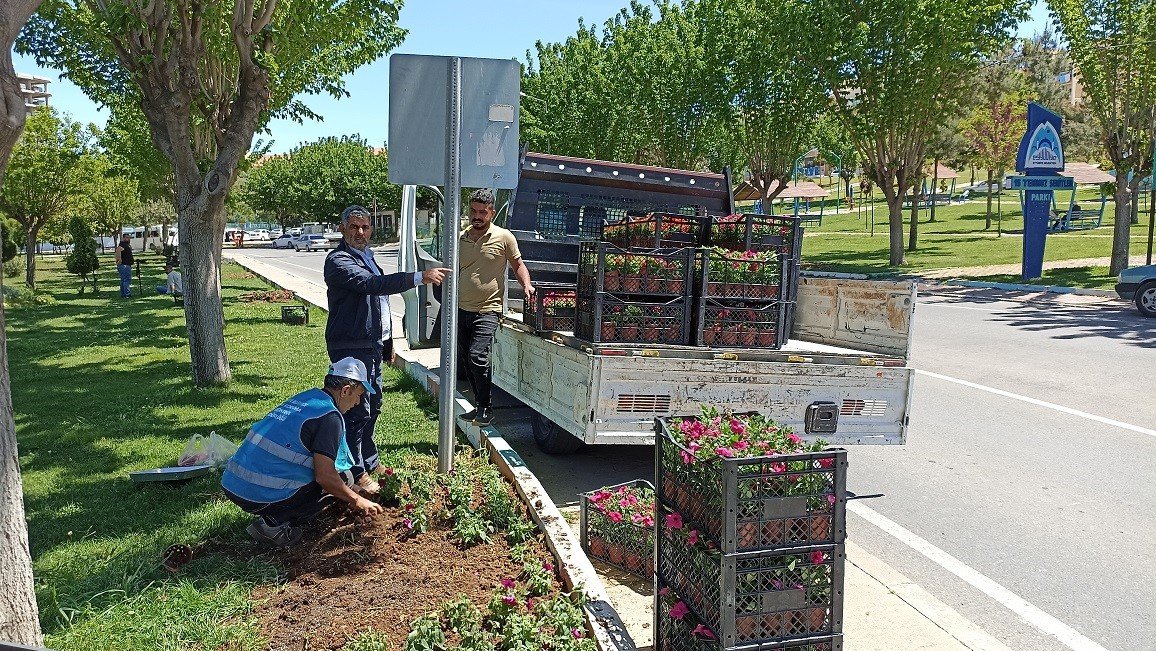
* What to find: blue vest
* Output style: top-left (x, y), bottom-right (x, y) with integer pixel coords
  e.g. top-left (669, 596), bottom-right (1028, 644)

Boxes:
top-left (221, 388), bottom-right (353, 503)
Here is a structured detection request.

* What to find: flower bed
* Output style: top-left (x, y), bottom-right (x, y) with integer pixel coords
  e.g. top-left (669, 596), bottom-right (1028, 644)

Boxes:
top-left (657, 512), bottom-right (844, 648)
top-left (696, 300), bottom-right (789, 349)
top-left (580, 480), bottom-right (655, 580)
top-left (657, 586), bottom-right (842, 651)
top-left (578, 241), bottom-right (696, 298)
top-left (526, 283), bottom-right (578, 333)
top-left (709, 214), bottom-right (802, 259)
top-left (696, 247), bottom-right (791, 301)
top-left (600, 212), bottom-right (705, 249)
top-left (575, 294), bottom-right (691, 345)
top-left (655, 410), bottom-right (847, 554)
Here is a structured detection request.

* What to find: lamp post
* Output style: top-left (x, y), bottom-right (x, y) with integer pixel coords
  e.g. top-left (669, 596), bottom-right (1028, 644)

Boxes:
top-left (1148, 138), bottom-right (1155, 265)
top-left (519, 91), bottom-right (550, 152)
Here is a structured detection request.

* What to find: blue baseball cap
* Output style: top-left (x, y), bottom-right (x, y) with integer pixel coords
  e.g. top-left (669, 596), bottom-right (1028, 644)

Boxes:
top-left (328, 357), bottom-right (375, 394)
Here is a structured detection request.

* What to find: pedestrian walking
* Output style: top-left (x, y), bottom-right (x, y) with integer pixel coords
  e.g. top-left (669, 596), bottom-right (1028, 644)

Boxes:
top-left (456, 189), bottom-right (535, 426)
top-left (324, 205), bottom-right (448, 494)
top-left (115, 232), bottom-right (134, 298)
top-left (221, 358), bottom-right (384, 548)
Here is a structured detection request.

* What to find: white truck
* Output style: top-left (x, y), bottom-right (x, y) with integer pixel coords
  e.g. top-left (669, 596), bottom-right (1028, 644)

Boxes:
top-left (399, 153), bottom-right (915, 453)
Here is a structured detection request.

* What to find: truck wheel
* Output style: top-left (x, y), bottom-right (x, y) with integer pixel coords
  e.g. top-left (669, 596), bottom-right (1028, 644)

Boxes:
top-left (1136, 281), bottom-right (1156, 317)
top-left (532, 412), bottom-right (585, 454)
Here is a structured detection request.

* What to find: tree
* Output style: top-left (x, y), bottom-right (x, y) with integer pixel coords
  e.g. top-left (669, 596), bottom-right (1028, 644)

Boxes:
top-left (1049, 0), bottom-right (1156, 275)
top-left (963, 95), bottom-right (1027, 229)
top-left (65, 214), bottom-right (99, 293)
top-left (236, 154), bottom-right (296, 230)
top-left (0, 107), bottom-right (91, 289)
top-left (98, 95), bottom-right (174, 203)
top-left (21, 0), bottom-right (407, 386)
top-left (0, 1), bottom-right (48, 645)
top-left (1, 219), bottom-right (21, 263)
top-left (86, 158), bottom-right (143, 249)
top-left (813, 112), bottom-right (863, 201)
top-left (806, 0), bottom-right (1028, 265)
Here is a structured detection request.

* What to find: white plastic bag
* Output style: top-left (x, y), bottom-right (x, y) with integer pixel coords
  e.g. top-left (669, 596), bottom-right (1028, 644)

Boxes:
top-left (178, 431), bottom-right (238, 467)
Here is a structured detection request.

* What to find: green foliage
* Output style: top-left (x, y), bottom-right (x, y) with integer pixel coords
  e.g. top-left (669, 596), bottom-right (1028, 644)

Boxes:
top-left (343, 628), bottom-right (392, 651)
top-left (2, 285), bottom-right (57, 308)
top-left (97, 95), bottom-right (174, 202)
top-left (1, 218), bottom-right (19, 263)
top-left (83, 155), bottom-right (143, 238)
top-left (404, 613), bottom-right (446, 651)
top-left (65, 215), bottom-right (100, 294)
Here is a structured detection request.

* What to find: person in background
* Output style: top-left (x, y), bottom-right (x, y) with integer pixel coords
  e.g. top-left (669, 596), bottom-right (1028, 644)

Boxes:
top-left (221, 358), bottom-right (384, 548)
top-left (456, 189), bottom-right (535, 426)
top-left (115, 232), bottom-right (134, 298)
top-left (324, 204), bottom-right (449, 495)
top-left (156, 263), bottom-right (183, 297)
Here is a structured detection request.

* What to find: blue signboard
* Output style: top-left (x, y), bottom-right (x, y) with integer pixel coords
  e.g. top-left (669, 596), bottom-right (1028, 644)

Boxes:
top-left (1014, 103), bottom-right (1066, 280)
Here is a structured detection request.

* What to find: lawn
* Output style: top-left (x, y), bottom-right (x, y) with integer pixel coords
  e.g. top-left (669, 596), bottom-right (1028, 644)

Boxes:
top-left (6, 255), bottom-right (441, 650)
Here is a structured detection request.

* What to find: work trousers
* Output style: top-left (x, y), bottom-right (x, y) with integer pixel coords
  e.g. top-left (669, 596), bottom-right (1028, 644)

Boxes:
top-left (457, 310), bottom-right (500, 409)
top-left (327, 342), bottom-right (389, 479)
top-left (224, 471), bottom-right (355, 527)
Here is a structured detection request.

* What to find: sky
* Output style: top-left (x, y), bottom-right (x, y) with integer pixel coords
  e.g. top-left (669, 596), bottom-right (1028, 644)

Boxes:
top-left (13, 0), bottom-right (1053, 155)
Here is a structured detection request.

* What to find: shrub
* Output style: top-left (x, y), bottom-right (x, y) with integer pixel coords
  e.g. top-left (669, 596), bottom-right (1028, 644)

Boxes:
top-left (65, 216), bottom-right (100, 294)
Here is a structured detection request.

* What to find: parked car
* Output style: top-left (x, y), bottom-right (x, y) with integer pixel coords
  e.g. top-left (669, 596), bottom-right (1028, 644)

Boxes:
top-left (245, 229), bottom-right (271, 241)
top-left (271, 233), bottom-right (297, 249)
top-left (295, 234), bottom-right (331, 252)
top-left (1116, 264), bottom-right (1156, 317)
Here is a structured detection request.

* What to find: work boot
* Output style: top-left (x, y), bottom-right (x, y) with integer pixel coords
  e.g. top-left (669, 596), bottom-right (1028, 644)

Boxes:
top-left (475, 406), bottom-right (493, 425)
top-left (356, 474), bottom-right (381, 496)
top-left (246, 517), bottom-right (304, 548)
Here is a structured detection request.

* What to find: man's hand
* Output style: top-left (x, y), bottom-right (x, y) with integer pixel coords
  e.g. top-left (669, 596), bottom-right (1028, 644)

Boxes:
top-left (354, 496), bottom-right (384, 517)
top-left (422, 267), bottom-right (451, 285)
top-left (523, 284), bottom-right (537, 304)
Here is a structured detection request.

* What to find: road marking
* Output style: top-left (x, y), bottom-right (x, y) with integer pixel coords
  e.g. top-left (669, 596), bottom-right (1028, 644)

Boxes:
top-left (848, 501), bottom-right (1111, 651)
top-left (271, 260), bottom-right (327, 285)
top-left (916, 370), bottom-right (1156, 439)
top-left (918, 303), bottom-right (1006, 313)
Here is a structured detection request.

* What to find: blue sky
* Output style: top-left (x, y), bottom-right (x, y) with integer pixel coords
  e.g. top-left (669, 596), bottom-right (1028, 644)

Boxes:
top-left (13, 0), bottom-right (1052, 154)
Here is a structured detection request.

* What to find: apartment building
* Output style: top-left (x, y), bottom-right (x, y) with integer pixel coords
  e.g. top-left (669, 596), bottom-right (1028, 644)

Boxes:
top-left (17, 73), bottom-right (51, 115)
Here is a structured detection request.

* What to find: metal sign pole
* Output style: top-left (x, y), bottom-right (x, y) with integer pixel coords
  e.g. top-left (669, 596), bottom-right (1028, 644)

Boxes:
top-left (437, 57), bottom-right (463, 474)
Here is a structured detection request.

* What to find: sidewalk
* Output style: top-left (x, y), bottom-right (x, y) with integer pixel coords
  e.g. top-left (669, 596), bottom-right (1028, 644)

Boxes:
top-left (225, 249), bottom-right (1013, 651)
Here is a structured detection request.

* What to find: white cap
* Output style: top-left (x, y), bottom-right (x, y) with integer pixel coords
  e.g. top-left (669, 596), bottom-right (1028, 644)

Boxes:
top-left (328, 357), bottom-right (375, 394)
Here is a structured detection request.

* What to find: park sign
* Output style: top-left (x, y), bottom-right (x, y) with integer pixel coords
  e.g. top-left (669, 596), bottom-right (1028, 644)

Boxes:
top-left (1009, 102), bottom-right (1067, 280)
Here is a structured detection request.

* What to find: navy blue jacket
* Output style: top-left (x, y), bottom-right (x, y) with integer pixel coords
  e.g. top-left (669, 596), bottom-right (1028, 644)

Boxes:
top-left (324, 240), bottom-right (418, 351)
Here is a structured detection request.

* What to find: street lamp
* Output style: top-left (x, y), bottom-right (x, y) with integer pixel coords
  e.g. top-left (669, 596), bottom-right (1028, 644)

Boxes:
top-left (519, 91), bottom-right (550, 152)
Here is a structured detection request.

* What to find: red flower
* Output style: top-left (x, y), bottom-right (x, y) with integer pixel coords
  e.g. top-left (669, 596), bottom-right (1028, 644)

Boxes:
top-left (692, 624), bottom-right (716, 640)
top-left (669, 601), bottom-right (690, 620)
top-left (810, 551), bottom-right (826, 565)
top-left (819, 457), bottom-right (834, 469)
top-left (665, 513), bottom-right (684, 529)
top-left (500, 577), bottom-right (516, 589)
top-left (607, 511), bottom-right (624, 523)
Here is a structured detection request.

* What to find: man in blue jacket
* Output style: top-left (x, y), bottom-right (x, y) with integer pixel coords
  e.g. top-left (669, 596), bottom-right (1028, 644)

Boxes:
top-left (324, 205), bottom-right (448, 495)
top-left (222, 357), bottom-right (384, 547)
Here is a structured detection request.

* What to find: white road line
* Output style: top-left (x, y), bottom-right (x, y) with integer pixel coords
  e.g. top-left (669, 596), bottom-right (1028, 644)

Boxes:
top-left (918, 303), bottom-right (1006, 313)
top-left (915, 370), bottom-right (1156, 439)
top-left (848, 501), bottom-right (1111, 651)
top-left (271, 260), bottom-right (326, 285)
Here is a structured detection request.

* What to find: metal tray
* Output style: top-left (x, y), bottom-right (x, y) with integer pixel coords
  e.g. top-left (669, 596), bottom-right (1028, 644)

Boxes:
top-left (129, 465), bottom-right (213, 483)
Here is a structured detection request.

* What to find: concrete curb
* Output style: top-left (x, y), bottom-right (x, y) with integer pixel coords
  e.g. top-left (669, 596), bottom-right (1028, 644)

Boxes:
top-left (391, 348), bottom-right (637, 651)
top-left (933, 278), bottom-right (1118, 297)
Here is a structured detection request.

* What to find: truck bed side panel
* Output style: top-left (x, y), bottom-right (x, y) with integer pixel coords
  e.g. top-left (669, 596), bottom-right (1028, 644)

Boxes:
top-left (792, 277), bottom-right (916, 358)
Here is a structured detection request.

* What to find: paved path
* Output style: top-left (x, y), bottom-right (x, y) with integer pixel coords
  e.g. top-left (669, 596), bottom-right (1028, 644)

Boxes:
top-left (918, 255), bottom-right (1150, 280)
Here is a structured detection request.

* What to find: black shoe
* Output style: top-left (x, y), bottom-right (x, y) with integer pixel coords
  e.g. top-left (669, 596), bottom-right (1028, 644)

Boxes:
top-left (475, 406), bottom-right (493, 425)
top-left (461, 409), bottom-right (477, 421)
top-left (246, 518), bottom-right (304, 548)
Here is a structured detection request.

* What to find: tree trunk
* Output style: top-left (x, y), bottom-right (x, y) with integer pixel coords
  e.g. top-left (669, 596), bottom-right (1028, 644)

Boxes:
top-left (884, 195), bottom-right (906, 266)
top-left (908, 188), bottom-right (921, 252)
top-left (1110, 183), bottom-right (1132, 276)
top-left (23, 228), bottom-right (35, 289)
top-left (178, 199), bottom-right (231, 386)
top-left (985, 170), bottom-right (993, 230)
top-left (929, 160), bottom-right (939, 223)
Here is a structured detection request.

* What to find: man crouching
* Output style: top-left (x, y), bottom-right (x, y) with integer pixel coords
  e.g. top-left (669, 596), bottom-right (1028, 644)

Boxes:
top-left (222, 357), bottom-right (384, 547)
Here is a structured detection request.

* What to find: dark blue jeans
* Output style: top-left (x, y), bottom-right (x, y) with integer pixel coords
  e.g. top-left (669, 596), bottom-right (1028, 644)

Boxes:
top-left (457, 310), bottom-right (500, 409)
top-left (117, 264), bottom-right (132, 297)
top-left (327, 343), bottom-right (388, 479)
top-left (224, 470), bottom-right (355, 527)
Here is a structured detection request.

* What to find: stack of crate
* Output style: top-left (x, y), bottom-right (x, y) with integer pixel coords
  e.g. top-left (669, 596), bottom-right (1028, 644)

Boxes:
top-left (653, 418), bottom-right (848, 650)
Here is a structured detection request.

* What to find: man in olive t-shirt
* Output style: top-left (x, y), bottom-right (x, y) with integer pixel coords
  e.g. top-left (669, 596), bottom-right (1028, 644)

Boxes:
top-left (457, 189), bottom-right (535, 425)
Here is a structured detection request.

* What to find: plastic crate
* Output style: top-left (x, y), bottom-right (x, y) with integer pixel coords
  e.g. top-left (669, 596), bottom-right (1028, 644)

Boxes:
top-left (657, 535), bottom-right (845, 649)
top-left (579, 479), bottom-right (655, 581)
top-left (578, 241), bottom-right (696, 299)
top-left (696, 299), bottom-right (790, 349)
top-left (655, 419), bottom-right (847, 554)
top-left (708, 214), bottom-right (802, 259)
top-left (601, 213), bottom-right (707, 249)
top-left (524, 283), bottom-right (577, 333)
top-left (696, 249), bottom-right (796, 302)
top-left (576, 294), bottom-right (692, 345)
top-left (656, 583), bottom-right (843, 651)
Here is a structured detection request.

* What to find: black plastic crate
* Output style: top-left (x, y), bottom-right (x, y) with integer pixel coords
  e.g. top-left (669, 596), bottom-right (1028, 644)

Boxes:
top-left (657, 536), bottom-right (845, 649)
top-left (601, 212), bottom-right (707, 249)
top-left (655, 419), bottom-right (847, 554)
top-left (576, 294), bottom-right (692, 345)
top-left (657, 594), bottom-right (843, 651)
top-left (578, 241), bottom-right (696, 298)
top-left (709, 214), bottom-right (802, 259)
top-left (524, 282), bottom-right (577, 333)
top-left (696, 249), bottom-right (795, 302)
top-left (696, 298), bottom-right (790, 349)
top-left (579, 479), bottom-right (655, 581)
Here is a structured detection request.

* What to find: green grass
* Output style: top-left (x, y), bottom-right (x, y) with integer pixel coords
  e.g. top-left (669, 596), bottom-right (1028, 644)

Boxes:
top-left (7, 255), bottom-right (438, 650)
top-left (963, 266), bottom-right (1119, 290)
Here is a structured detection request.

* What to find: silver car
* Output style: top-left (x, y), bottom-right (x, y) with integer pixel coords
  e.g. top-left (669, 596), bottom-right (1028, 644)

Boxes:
top-left (294, 234), bottom-right (331, 252)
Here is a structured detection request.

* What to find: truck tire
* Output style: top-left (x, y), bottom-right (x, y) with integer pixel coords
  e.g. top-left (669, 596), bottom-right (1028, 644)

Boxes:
top-left (532, 412), bottom-right (585, 454)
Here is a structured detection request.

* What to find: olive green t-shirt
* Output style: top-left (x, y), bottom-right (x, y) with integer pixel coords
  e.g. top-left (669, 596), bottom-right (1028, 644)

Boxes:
top-left (458, 225), bottom-right (521, 313)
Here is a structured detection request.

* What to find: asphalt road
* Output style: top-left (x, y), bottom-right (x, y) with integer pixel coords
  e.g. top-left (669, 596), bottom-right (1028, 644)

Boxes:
top-left (236, 246), bottom-right (1155, 651)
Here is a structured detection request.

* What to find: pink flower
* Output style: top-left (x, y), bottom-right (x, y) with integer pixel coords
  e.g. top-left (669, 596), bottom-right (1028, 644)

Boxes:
top-left (787, 433), bottom-right (803, 445)
top-left (641, 515), bottom-right (655, 528)
top-left (665, 513), bottom-right (684, 529)
top-left (403, 518), bottom-right (414, 530)
top-left (729, 419), bottom-right (745, 435)
top-left (679, 450), bottom-right (696, 465)
top-left (502, 593), bottom-right (518, 606)
top-left (669, 601), bottom-right (690, 620)
top-left (733, 440), bottom-right (749, 450)
top-left (383, 467), bottom-right (395, 476)
top-left (687, 529), bottom-right (700, 545)
top-left (405, 503), bottom-right (415, 511)
top-left (819, 457), bottom-right (834, 468)
top-left (770, 462), bottom-right (786, 474)
top-left (607, 511), bottom-right (624, 523)
top-left (691, 624), bottom-right (716, 640)
top-left (544, 562), bottom-right (554, 572)
top-left (591, 490), bottom-right (612, 503)
top-left (631, 513), bottom-right (646, 525)
top-left (500, 578), bottom-right (516, 589)
top-left (827, 493), bottom-right (837, 505)
top-left (715, 447), bottom-right (735, 458)
top-left (659, 586), bottom-right (671, 597)
top-left (810, 551), bottom-right (826, 565)
top-left (571, 628), bottom-right (585, 639)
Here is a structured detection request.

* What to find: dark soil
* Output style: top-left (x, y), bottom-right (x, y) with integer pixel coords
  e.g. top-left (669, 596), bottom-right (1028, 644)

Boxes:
top-left (239, 289), bottom-right (295, 303)
top-left (252, 506), bottom-right (535, 650)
